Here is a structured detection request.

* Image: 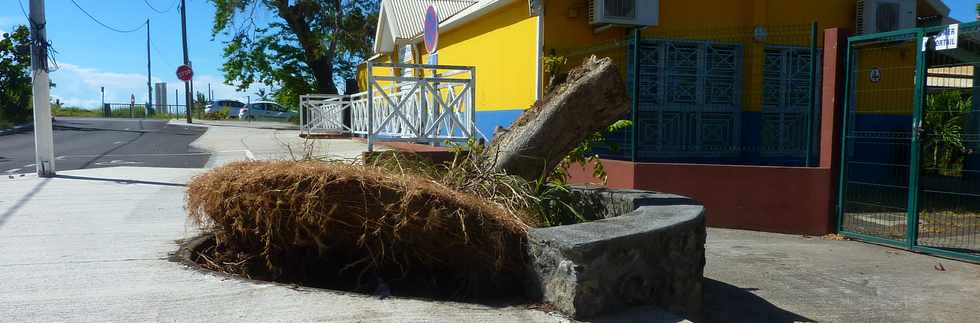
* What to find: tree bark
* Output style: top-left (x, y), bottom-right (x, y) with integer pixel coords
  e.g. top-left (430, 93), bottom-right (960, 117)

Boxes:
top-left (484, 56), bottom-right (629, 181)
top-left (273, 0), bottom-right (339, 94)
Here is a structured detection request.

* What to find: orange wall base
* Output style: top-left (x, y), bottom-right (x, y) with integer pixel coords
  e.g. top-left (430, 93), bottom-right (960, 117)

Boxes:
top-left (569, 160), bottom-right (835, 236)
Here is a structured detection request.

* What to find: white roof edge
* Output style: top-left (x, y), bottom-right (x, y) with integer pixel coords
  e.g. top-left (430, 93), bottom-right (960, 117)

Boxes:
top-left (396, 0), bottom-right (517, 49)
top-left (436, 0), bottom-right (516, 40)
top-left (373, 0), bottom-right (516, 54)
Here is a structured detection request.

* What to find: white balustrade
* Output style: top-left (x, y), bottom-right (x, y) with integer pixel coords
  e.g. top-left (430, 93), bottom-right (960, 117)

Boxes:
top-left (301, 63), bottom-right (478, 151)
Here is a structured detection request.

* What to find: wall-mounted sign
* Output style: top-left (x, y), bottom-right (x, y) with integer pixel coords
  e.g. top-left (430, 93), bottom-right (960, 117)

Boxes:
top-left (423, 5), bottom-right (439, 54)
top-left (935, 24), bottom-right (958, 51)
top-left (753, 25), bottom-right (767, 42)
top-left (869, 67), bottom-right (881, 83)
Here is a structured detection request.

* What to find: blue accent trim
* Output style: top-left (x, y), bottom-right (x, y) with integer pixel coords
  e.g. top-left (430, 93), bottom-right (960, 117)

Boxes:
top-left (475, 109), bottom-right (525, 141)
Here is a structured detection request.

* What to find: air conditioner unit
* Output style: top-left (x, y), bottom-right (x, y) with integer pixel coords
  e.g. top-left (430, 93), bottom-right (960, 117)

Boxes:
top-left (588, 0), bottom-right (658, 26)
top-left (856, 0), bottom-right (916, 35)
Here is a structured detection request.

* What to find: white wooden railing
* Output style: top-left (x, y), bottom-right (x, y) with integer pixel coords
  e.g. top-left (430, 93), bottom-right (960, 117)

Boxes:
top-left (301, 63), bottom-right (478, 151)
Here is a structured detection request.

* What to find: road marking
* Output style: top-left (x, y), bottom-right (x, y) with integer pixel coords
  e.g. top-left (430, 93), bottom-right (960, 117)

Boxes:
top-left (4, 168), bottom-right (22, 173)
top-left (124, 128), bottom-right (130, 131)
top-left (54, 152), bottom-right (212, 159)
top-left (23, 164), bottom-right (36, 168)
top-left (217, 149), bottom-right (255, 160)
top-left (113, 141), bottom-right (124, 145)
top-left (93, 160), bottom-right (143, 166)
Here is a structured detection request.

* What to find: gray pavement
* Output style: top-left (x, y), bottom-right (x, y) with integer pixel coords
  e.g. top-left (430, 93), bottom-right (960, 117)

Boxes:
top-left (171, 119), bottom-right (377, 167)
top-left (0, 167), bottom-right (575, 322)
top-left (1, 119), bottom-right (977, 322)
top-left (0, 118), bottom-right (207, 175)
top-left (704, 229), bottom-right (980, 322)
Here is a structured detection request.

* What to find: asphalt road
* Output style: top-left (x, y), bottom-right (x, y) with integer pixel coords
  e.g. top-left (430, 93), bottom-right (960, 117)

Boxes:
top-left (0, 118), bottom-right (208, 175)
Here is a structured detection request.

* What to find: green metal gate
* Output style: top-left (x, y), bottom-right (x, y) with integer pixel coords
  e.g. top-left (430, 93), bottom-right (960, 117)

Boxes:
top-left (839, 23), bottom-right (980, 263)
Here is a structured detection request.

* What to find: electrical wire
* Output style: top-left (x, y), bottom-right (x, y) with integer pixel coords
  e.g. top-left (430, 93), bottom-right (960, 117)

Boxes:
top-left (18, 0), bottom-right (59, 72)
top-left (17, 0), bottom-right (29, 20)
top-left (143, 0), bottom-right (179, 14)
top-left (69, 0), bottom-right (147, 33)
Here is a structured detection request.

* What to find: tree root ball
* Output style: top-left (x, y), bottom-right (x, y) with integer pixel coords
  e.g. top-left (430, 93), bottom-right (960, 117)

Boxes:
top-left (186, 160), bottom-right (531, 298)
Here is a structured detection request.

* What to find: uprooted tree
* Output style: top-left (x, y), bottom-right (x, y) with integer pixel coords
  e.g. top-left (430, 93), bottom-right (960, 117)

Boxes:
top-left (484, 55), bottom-right (630, 181)
top-left (183, 55), bottom-right (633, 298)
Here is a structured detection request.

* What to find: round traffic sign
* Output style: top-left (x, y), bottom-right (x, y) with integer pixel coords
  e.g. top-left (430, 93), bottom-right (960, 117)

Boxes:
top-left (423, 5), bottom-right (439, 54)
top-left (176, 64), bottom-right (194, 82)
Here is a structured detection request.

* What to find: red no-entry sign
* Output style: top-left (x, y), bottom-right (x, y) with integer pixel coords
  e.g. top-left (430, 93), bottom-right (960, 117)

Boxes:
top-left (176, 64), bottom-right (193, 82)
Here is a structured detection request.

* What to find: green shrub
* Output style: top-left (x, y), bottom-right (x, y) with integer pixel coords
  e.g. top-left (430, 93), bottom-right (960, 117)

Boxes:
top-left (203, 108), bottom-right (229, 120)
top-left (923, 90), bottom-right (972, 177)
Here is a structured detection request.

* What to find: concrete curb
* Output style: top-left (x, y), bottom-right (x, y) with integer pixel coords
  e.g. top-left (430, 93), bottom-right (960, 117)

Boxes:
top-left (0, 123), bottom-right (32, 136)
top-left (526, 188), bottom-right (706, 320)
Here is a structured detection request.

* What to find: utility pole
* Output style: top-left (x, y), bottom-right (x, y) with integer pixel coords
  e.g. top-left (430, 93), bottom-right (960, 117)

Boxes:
top-left (146, 19), bottom-right (152, 118)
top-left (180, 0), bottom-right (192, 123)
top-left (207, 83), bottom-right (212, 102)
top-left (29, 0), bottom-right (55, 177)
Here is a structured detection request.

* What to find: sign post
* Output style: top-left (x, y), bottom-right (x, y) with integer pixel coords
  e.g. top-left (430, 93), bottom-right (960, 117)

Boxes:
top-left (176, 64), bottom-right (194, 121)
top-left (423, 6), bottom-right (439, 143)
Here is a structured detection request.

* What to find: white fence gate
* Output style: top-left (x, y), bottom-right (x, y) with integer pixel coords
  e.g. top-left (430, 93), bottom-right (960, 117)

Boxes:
top-left (301, 62), bottom-right (478, 151)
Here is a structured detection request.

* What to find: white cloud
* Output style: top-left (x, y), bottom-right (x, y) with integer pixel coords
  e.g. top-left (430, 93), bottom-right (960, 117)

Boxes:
top-left (50, 62), bottom-right (268, 109)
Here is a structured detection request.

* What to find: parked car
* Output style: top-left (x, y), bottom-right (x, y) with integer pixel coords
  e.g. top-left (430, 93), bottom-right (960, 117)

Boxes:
top-left (204, 99), bottom-right (246, 118)
top-left (238, 101), bottom-right (296, 120)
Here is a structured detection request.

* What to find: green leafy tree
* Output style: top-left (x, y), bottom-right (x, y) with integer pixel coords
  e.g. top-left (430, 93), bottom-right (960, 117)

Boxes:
top-left (211, 0), bottom-right (379, 108)
top-left (255, 88), bottom-right (272, 101)
top-left (0, 25), bottom-right (33, 126)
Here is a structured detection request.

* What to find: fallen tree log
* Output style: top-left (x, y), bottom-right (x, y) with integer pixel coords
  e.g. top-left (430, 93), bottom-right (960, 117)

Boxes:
top-left (484, 55), bottom-right (629, 181)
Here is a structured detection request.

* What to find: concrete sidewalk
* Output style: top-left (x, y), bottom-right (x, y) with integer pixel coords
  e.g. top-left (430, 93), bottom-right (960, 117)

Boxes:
top-left (0, 167), bottom-right (585, 322)
top-left (171, 119), bottom-right (376, 167)
top-left (703, 229), bottom-right (980, 322)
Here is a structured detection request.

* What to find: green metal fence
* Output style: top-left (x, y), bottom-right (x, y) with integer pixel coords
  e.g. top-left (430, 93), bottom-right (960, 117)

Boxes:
top-left (839, 22), bottom-right (980, 263)
top-left (554, 23), bottom-right (822, 167)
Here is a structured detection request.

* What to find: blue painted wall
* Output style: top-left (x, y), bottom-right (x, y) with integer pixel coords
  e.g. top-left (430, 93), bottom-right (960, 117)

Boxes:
top-left (474, 109), bottom-right (525, 141)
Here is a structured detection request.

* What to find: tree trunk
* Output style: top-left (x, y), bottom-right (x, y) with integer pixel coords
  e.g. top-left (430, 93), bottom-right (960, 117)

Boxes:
top-left (484, 56), bottom-right (629, 181)
top-left (274, 0), bottom-right (338, 94)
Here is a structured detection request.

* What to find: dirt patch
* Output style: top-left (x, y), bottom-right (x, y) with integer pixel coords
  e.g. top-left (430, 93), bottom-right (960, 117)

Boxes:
top-left (185, 160), bottom-right (533, 301)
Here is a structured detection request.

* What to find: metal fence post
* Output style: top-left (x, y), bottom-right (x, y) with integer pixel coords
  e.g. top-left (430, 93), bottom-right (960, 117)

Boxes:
top-left (806, 21), bottom-right (818, 167)
top-left (469, 67), bottom-right (477, 140)
top-left (299, 95), bottom-right (305, 134)
top-left (630, 28), bottom-right (641, 162)
top-left (367, 61), bottom-right (375, 152)
top-left (906, 29), bottom-right (928, 250)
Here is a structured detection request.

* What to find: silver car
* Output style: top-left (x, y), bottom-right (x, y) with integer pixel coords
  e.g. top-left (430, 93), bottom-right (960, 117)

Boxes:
top-left (204, 99), bottom-right (246, 118)
top-left (238, 101), bottom-right (296, 120)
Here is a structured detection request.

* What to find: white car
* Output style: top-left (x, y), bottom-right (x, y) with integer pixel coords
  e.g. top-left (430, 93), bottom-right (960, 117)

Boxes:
top-left (204, 99), bottom-right (246, 118)
top-left (238, 101), bottom-right (297, 120)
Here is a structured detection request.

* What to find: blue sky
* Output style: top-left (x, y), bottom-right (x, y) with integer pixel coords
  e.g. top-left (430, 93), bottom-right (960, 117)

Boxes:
top-left (0, 0), bottom-right (273, 107)
top-left (1, 0), bottom-right (978, 108)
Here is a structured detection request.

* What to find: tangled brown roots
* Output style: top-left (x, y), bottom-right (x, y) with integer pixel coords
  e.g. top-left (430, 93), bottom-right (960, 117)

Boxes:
top-left (186, 160), bottom-right (531, 293)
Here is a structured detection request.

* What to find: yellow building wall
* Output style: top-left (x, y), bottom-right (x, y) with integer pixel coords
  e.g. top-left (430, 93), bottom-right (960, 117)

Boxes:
top-left (853, 42), bottom-right (917, 115)
top-left (356, 54), bottom-right (398, 93)
top-left (421, 1), bottom-right (539, 111)
top-left (542, 0), bottom-right (857, 112)
top-left (358, 1), bottom-right (538, 112)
